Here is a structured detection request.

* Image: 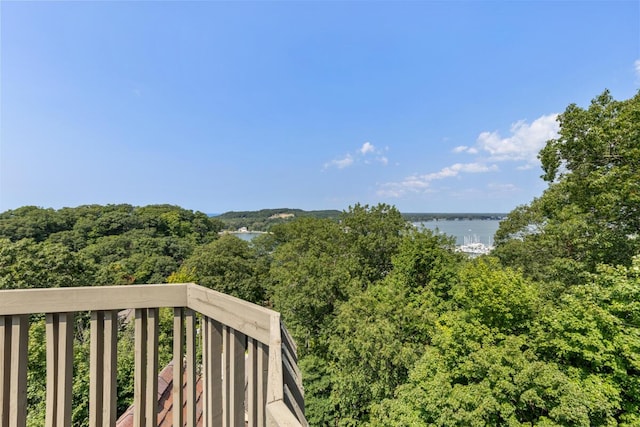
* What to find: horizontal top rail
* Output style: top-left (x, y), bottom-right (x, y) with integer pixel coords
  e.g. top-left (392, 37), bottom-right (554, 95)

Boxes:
top-left (0, 284), bottom-right (188, 315)
top-left (0, 283), bottom-right (279, 344)
top-left (187, 284), bottom-right (274, 344)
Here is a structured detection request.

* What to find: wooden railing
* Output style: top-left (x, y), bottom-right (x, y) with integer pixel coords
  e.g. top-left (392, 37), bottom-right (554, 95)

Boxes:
top-left (0, 283), bottom-right (307, 427)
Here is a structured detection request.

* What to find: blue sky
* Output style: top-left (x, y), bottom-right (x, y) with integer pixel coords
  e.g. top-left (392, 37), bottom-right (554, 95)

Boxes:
top-left (1, 1), bottom-right (639, 214)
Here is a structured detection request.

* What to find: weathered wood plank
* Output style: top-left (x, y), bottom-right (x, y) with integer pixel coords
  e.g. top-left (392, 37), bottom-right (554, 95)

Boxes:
top-left (247, 338), bottom-right (258, 427)
top-left (257, 342), bottom-right (268, 427)
top-left (56, 313), bottom-right (74, 426)
top-left (172, 308), bottom-right (184, 427)
top-left (202, 317), bottom-right (209, 427)
top-left (145, 309), bottom-right (158, 427)
top-left (223, 327), bottom-right (229, 427)
top-left (209, 319), bottom-right (223, 425)
top-left (104, 310), bottom-right (118, 427)
top-left (282, 358), bottom-right (304, 417)
top-left (283, 386), bottom-right (306, 427)
top-left (202, 317), bottom-right (223, 427)
top-left (265, 400), bottom-right (303, 427)
top-left (90, 311), bottom-right (105, 427)
top-left (187, 284), bottom-right (272, 344)
top-left (45, 314), bottom-right (59, 427)
top-left (229, 328), bottom-right (245, 427)
top-left (280, 325), bottom-right (298, 364)
top-left (185, 309), bottom-right (196, 427)
top-left (134, 309), bottom-right (148, 427)
top-left (9, 315), bottom-right (28, 427)
top-left (0, 316), bottom-right (10, 427)
top-left (266, 314), bottom-right (283, 404)
top-left (0, 284), bottom-right (188, 315)
top-left (281, 344), bottom-right (302, 391)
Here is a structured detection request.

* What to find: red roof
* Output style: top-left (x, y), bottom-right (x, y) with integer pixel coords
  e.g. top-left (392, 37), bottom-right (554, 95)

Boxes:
top-left (116, 361), bottom-right (203, 427)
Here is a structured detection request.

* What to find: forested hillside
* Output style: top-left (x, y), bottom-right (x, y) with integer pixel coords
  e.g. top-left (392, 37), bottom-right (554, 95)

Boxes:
top-left (215, 208), bottom-right (341, 231)
top-left (1, 90), bottom-right (639, 426)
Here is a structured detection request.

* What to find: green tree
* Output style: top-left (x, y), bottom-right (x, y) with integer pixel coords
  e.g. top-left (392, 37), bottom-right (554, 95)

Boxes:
top-left (0, 206), bottom-right (68, 242)
top-left (268, 217), bottom-right (359, 356)
top-left (340, 203), bottom-right (410, 284)
top-left (327, 229), bottom-right (460, 425)
top-left (176, 234), bottom-right (266, 303)
top-left (0, 238), bottom-right (93, 289)
top-left (494, 90), bottom-right (640, 286)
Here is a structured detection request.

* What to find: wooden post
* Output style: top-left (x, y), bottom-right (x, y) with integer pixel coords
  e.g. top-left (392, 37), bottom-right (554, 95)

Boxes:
top-left (9, 315), bottom-right (28, 427)
top-left (134, 309), bottom-right (148, 427)
top-left (145, 308), bottom-right (158, 427)
top-left (172, 308), bottom-right (184, 427)
top-left (90, 311), bottom-right (105, 427)
top-left (0, 316), bottom-right (12, 427)
top-left (203, 317), bottom-right (222, 426)
top-left (104, 310), bottom-right (118, 427)
top-left (185, 309), bottom-right (196, 427)
top-left (228, 328), bottom-right (245, 427)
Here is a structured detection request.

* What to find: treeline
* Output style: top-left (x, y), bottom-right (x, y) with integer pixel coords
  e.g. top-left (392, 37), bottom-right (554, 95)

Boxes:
top-left (1, 90), bottom-right (639, 426)
top-left (0, 204), bottom-right (224, 287)
top-left (215, 209), bottom-right (508, 233)
top-left (402, 212), bottom-right (507, 222)
top-left (215, 208), bottom-right (341, 231)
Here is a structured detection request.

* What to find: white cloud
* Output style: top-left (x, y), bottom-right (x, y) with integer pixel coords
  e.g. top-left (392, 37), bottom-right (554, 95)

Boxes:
top-left (453, 145), bottom-right (479, 154)
top-left (360, 142), bottom-right (376, 155)
top-left (635, 59), bottom-right (640, 79)
top-left (324, 142), bottom-right (389, 170)
top-left (324, 154), bottom-right (354, 170)
top-left (377, 162), bottom-right (498, 197)
top-left (452, 114), bottom-right (559, 167)
top-left (453, 145), bottom-right (469, 153)
top-left (476, 114), bottom-right (559, 164)
top-left (379, 113), bottom-right (557, 198)
top-left (424, 162), bottom-right (498, 180)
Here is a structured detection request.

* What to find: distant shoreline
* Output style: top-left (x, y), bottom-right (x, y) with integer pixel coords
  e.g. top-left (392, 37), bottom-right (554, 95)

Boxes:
top-left (220, 230), bottom-right (269, 235)
top-left (402, 213), bottom-right (507, 222)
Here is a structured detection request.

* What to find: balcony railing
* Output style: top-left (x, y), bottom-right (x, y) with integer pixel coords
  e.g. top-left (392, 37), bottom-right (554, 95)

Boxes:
top-left (0, 283), bottom-right (307, 427)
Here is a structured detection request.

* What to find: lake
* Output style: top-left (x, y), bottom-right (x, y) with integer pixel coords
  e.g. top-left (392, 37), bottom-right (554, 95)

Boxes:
top-left (415, 219), bottom-right (503, 246)
top-left (227, 219), bottom-right (504, 247)
top-left (229, 232), bottom-right (268, 241)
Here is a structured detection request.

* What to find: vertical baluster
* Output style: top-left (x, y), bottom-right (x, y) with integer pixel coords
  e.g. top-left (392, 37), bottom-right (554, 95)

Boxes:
top-left (257, 342), bottom-right (268, 427)
top-left (56, 313), bottom-right (74, 426)
top-left (134, 309), bottom-right (148, 427)
top-left (203, 317), bottom-right (222, 426)
top-left (0, 316), bottom-right (12, 427)
top-left (9, 315), bottom-right (28, 427)
top-left (185, 309), bottom-right (196, 427)
top-left (222, 327), bottom-right (229, 427)
top-left (145, 309), bottom-right (158, 427)
top-left (201, 317), bottom-right (208, 425)
top-left (45, 314), bottom-right (59, 427)
top-left (247, 338), bottom-right (258, 427)
top-left (46, 313), bottom-right (74, 427)
top-left (228, 328), bottom-right (245, 427)
top-left (202, 316), bottom-right (208, 427)
top-left (103, 310), bottom-right (118, 427)
top-left (90, 311), bottom-right (105, 427)
top-left (172, 308), bottom-right (184, 427)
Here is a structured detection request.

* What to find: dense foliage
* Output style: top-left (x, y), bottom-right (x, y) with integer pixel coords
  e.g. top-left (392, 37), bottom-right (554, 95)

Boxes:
top-left (1, 90), bottom-right (638, 426)
top-left (215, 208), bottom-right (341, 231)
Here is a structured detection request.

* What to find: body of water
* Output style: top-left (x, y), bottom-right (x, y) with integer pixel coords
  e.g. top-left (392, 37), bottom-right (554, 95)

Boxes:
top-left (415, 219), bottom-right (503, 247)
top-left (228, 232), bottom-right (268, 241)
top-left (226, 219), bottom-right (504, 248)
